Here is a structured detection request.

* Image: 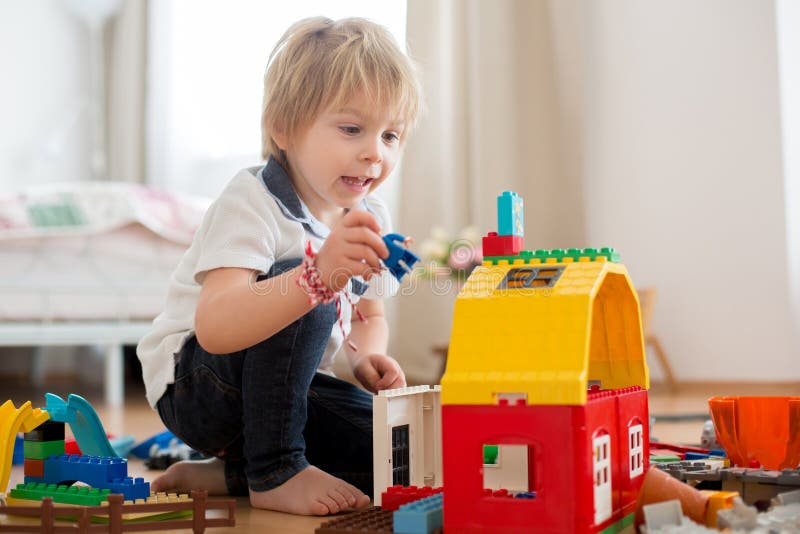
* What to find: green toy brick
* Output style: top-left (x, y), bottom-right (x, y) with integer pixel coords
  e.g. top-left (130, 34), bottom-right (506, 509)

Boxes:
top-left (9, 482), bottom-right (111, 505)
top-left (650, 454), bottom-right (683, 463)
top-left (483, 445), bottom-right (498, 464)
top-left (23, 439), bottom-right (65, 459)
top-left (485, 247), bottom-right (620, 265)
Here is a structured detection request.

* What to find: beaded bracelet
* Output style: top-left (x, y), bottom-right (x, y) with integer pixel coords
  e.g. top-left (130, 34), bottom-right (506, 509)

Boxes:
top-left (296, 240), bottom-right (366, 351)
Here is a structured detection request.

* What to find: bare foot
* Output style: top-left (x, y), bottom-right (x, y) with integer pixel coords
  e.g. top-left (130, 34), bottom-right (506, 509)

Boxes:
top-left (150, 458), bottom-right (228, 495)
top-left (249, 465), bottom-right (370, 515)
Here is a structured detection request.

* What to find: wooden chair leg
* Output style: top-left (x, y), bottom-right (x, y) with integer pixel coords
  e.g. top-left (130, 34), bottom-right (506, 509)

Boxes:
top-left (647, 334), bottom-right (678, 391)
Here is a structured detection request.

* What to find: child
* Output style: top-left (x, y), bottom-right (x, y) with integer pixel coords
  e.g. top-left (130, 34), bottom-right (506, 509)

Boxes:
top-left (136, 16), bottom-right (421, 516)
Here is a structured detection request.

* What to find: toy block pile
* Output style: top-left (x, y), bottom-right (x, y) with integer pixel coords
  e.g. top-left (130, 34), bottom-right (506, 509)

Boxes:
top-left (21, 420), bottom-right (64, 481)
top-left (9, 419), bottom-right (150, 504)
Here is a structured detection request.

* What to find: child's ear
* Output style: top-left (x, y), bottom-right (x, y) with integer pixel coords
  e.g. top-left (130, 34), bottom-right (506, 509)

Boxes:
top-left (272, 130), bottom-right (290, 151)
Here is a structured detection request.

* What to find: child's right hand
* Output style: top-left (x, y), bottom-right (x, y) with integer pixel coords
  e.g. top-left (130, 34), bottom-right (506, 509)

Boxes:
top-left (315, 210), bottom-right (390, 293)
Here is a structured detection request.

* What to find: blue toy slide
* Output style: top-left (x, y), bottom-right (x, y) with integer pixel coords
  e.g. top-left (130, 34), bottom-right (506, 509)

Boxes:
top-left (45, 393), bottom-right (117, 458)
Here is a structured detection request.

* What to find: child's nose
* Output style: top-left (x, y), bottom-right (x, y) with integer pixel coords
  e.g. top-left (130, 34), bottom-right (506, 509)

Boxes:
top-left (359, 138), bottom-right (383, 164)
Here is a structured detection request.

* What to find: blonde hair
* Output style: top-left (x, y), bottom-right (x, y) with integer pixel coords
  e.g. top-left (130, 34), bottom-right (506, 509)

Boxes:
top-left (261, 17), bottom-right (422, 163)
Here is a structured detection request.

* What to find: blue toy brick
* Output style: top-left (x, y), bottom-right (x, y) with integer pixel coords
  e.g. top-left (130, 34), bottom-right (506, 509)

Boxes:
top-left (106, 476), bottom-right (151, 501)
top-left (515, 491), bottom-right (537, 499)
top-left (12, 434), bottom-right (24, 465)
top-left (382, 233), bottom-right (420, 281)
top-left (43, 454), bottom-right (128, 488)
top-left (130, 430), bottom-right (178, 459)
top-left (497, 191), bottom-right (523, 237)
top-left (684, 452), bottom-right (711, 461)
top-left (393, 493), bottom-right (443, 534)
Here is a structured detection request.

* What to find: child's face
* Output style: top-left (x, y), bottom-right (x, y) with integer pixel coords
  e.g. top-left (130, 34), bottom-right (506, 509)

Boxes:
top-left (279, 89), bottom-right (405, 220)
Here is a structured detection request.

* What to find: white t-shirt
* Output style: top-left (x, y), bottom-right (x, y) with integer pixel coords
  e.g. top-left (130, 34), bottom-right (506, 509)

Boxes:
top-left (137, 160), bottom-right (398, 408)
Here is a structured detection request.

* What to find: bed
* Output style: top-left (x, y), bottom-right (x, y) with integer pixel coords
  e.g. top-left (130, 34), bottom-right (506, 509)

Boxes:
top-left (0, 182), bottom-right (209, 406)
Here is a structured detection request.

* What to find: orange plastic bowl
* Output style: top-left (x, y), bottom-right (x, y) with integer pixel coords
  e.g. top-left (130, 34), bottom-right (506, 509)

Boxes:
top-left (708, 396), bottom-right (800, 470)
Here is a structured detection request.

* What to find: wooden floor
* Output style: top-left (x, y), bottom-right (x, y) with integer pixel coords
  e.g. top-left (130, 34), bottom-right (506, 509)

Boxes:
top-left (2, 377), bottom-right (798, 533)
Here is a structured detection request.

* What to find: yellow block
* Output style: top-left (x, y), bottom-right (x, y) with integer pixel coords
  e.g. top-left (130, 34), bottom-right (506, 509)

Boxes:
top-left (701, 490), bottom-right (739, 527)
top-left (0, 400), bottom-right (50, 494)
top-left (441, 261), bottom-right (649, 405)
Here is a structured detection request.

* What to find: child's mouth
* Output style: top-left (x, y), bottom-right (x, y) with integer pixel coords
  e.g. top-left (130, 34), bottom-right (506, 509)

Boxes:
top-left (341, 176), bottom-right (374, 191)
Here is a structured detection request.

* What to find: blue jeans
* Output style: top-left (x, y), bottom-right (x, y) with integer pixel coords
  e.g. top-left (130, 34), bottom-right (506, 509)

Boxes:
top-left (155, 259), bottom-right (374, 496)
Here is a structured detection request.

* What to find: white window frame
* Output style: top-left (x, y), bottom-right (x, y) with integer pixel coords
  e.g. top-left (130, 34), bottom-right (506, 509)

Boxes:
top-left (592, 433), bottom-right (612, 524)
top-left (628, 423), bottom-right (644, 478)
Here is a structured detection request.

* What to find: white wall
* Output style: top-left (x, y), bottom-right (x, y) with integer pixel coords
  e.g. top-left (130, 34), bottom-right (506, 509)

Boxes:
top-left (578, 0), bottom-right (798, 381)
top-left (776, 0), bottom-right (800, 350)
top-left (0, 2), bottom-right (90, 189)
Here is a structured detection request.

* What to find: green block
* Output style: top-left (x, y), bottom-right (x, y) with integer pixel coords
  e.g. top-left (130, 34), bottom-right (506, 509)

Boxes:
top-left (10, 482), bottom-right (111, 506)
top-left (650, 454), bottom-right (682, 463)
top-left (23, 439), bottom-right (65, 459)
top-left (483, 445), bottom-right (499, 465)
top-left (486, 247), bottom-right (621, 265)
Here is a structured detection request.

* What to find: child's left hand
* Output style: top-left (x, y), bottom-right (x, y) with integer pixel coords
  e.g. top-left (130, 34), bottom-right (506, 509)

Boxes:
top-left (352, 353), bottom-right (406, 394)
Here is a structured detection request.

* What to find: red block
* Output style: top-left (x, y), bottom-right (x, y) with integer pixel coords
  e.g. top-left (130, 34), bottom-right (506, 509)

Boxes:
top-left (24, 458), bottom-right (44, 478)
top-left (442, 387), bottom-right (650, 533)
top-left (482, 232), bottom-right (523, 257)
top-left (381, 485), bottom-right (443, 511)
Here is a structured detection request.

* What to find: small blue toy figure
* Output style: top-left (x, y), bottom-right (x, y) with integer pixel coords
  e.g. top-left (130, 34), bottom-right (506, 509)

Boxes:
top-left (382, 233), bottom-right (420, 281)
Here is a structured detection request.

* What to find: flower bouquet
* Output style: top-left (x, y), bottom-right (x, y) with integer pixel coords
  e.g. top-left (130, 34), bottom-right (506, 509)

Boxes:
top-left (418, 226), bottom-right (483, 281)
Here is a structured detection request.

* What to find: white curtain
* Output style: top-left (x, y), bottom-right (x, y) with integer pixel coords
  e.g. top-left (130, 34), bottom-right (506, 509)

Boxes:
top-left (393, 0), bottom-right (587, 383)
top-left (107, 0), bottom-right (147, 183)
top-left (401, 0), bottom-right (587, 246)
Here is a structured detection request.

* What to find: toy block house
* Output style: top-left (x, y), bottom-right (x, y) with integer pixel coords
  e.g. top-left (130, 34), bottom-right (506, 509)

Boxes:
top-left (440, 192), bottom-right (651, 533)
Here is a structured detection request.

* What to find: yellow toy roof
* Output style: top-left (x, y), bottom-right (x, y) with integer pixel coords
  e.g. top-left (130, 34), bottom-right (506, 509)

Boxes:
top-left (441, 257), bottom-right (649, 405)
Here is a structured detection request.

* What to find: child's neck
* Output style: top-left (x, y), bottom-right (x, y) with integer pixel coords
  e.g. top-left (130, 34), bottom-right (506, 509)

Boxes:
top-left (313, 206), bottom-right (347, 230)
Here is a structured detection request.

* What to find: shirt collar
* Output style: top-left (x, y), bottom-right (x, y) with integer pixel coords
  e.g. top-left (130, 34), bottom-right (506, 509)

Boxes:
top-left (259, 156), bottom-right (374, 239)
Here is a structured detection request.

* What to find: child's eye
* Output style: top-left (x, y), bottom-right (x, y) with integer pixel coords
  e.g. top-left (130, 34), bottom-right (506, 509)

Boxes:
top-left (340, 125), bottom-right (360, 135)
top-left (383, 132), bottom-right (400, 143)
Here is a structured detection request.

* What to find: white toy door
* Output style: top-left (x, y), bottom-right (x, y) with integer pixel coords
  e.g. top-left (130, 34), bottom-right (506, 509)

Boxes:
top-left (593, 433), bottom-right (612, 525)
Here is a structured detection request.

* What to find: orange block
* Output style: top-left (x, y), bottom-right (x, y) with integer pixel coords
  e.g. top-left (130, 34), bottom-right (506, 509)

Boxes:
top-left (23, 458), bottom-right (44, 478)
top-left (709, 396), bottom-right (800, 470)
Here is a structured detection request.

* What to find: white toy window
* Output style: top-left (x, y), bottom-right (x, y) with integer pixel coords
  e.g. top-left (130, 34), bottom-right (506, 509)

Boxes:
top-left (592, 433), bottom-right (612, 524)
top-left (628, 424), bottom-right (644, 478)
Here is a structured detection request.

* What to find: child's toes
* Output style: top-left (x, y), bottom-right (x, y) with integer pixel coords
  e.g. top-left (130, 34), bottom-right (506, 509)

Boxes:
top-left (318, 495), bottom-right (340, 514)
top-left (329, 487), bottom-right (352, 509)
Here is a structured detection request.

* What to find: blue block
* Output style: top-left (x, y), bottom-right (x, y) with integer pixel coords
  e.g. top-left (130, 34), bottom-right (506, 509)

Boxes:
top-left (12, 434), bottom-right (24, 465)
top-left (130, 430), bottom-right (178, 459)
top-left (44, 454), bottom-right (128, 488)
top-left (106, 476), bottom-right (151, 501)
top-left (382, 233), bottom-right (420, 281)
top-left (497, 191), bottom-right (524, 236)
top-left (685, 452), bottom-right (711, 461)
top-left (393, 493), bottom-right (443, 534)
